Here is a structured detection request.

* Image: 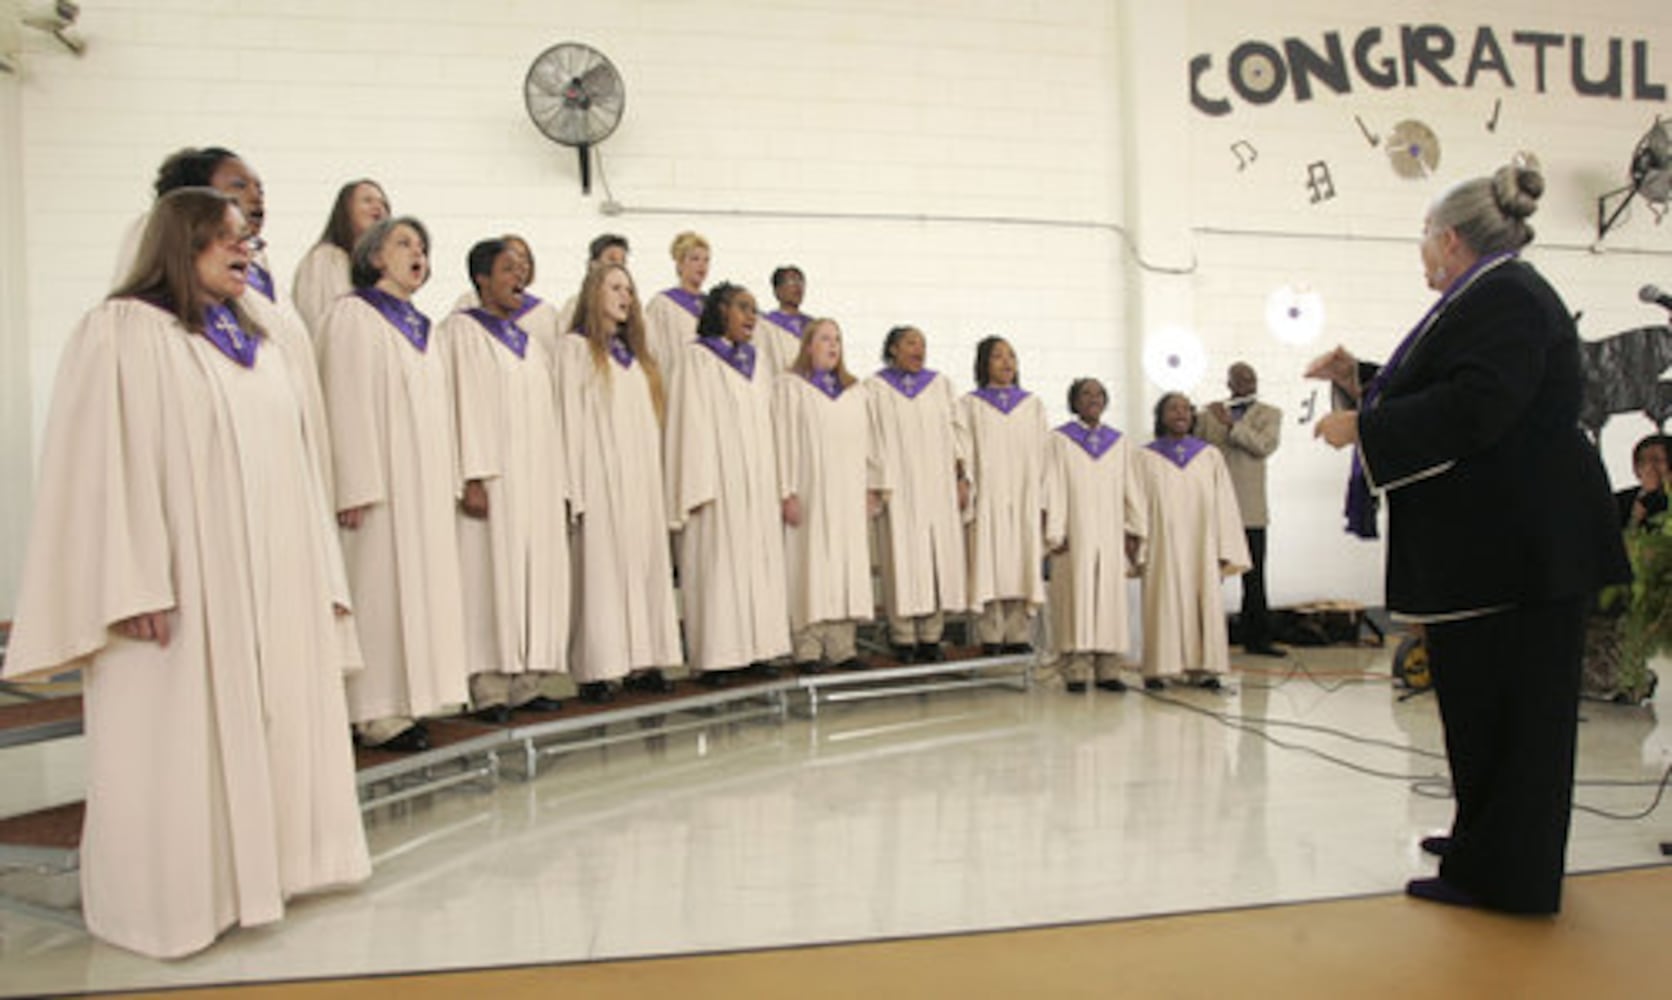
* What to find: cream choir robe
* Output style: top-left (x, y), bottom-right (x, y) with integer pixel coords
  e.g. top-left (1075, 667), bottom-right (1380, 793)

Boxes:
top-left (772, 372), bottom-right (875, 630)
top-left (865, 370), bottom-right (970, 618)
top-left (755, 312), bottom-right (805, 381)
top-left (1042, 422), bottom-right (1147, 655)
top-left (3, 300), bottom-right (369, 959)
top-left (440, 310), bottom-right (570, 677)
top-left (1136, 439), bottom-right (1251, 678)
top-left (643, 287), bottom-right (701, 378)
top-left (553, 332), bottom-right (683, 680)
top-left (960, 388), bottom-right (1050, 608)
top-left (665, 339), bottom-right (792, 671)
top-left (453, 290), bottom-right (563, 346)
top-left (292, 242), bottom-right (352, 340)
top-left (555, 293), bottom-right (579, 337)
top-left (241, 282), bottom-right (335, 501)
top-left (318, 293), bottom-right (470, 722)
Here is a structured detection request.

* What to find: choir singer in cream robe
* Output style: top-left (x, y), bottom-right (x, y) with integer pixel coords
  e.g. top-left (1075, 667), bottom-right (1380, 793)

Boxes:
top-left (866, 326), bottom-right (970, 663)
top-left (642, 230), bottom-right (709, 377)
top-left (555, 262), bottom-right (683, 702)
top-left (773, 318), bottom-right (878, 673)
top-left (554, 232), bottom-right (630, 334)
top-left (318, 216), bottom-right (470, 750)
top-left (961, 336), bottom-right (1049, 655)
top-left (664, 282), bottom-right (792, 682)
top-left (1137, 392), bottom-right (1251, 691)
top-left (1043, 378), bottom-right (1147, 693)
top-left (293, 178), bottom-right (389, 338)
top-left (440, 239), bottom-right (571, 721)
top-left (3, 189), bottom-right (369, 959)
top-left (452, 234), bottom-right (563, 348)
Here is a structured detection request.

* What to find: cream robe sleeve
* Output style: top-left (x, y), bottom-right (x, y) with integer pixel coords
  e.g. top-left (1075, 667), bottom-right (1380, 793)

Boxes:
top-left (865, 380), bottom-right (895, 497)
top-left (1043, 432), bottom-right (1068, 552)
top-left (292, 243), bottom-right (351, 339)
top-left (664, 344), bottom-right (720, 530)
top-left (550, 334), bottom-right (588, 520)
top-left (771, 374), bottom-right (803, 502)
top-left (1125, 443), bottom-right (1150, 572)
top-left (318, 299), bottom-right (389, 513)
top-left (443, 314), bottom-right (505, 490)
top-left (1209, 449), bottom-right (1252, 576)
top-left (3, 304), bottom-right (175, 680)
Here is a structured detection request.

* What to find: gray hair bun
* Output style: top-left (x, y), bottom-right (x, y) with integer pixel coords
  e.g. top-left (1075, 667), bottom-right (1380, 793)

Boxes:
top-left (1493, 152), bottom-right (1543, 221)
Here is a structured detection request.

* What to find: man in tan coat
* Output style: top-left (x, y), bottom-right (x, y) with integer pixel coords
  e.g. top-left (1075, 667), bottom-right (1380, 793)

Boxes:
top-left (1196, 362), bottom-right (1284, 656)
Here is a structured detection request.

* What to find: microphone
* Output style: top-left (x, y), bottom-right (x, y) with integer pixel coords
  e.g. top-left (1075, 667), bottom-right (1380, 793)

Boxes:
top-left (1640, 284), bottom-right (1672, 311)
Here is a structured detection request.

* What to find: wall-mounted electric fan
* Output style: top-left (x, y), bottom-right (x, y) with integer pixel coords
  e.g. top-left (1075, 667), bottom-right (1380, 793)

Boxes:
top-left (523, 42), bottom-right (624, 195)
top-left (1597, 117), bottom-right (1672, 240)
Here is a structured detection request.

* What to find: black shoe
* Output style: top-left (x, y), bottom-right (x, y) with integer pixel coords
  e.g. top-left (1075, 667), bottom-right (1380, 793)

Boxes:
top-left (623, 669), bottom-right (675, 694)
top-left (749, 662), bottom-right (783, 679)
top-left (578, 681), bottom-right (615, 704)
top-left (1143, 677), bottom-right (1165, 691)
top-left (833, 658), bottom-right (865, 672)
top-left (889, 643), bottom-right (917, 664)
top-left (472, 704), bottom-right (513, 725)
top-left (1002, 642), bottom-right (1033, 655)
top-left (796, 660), bottom-right (825, 676)
top-left (697, 671), bottom-right (729, 688)
top-left (518, 695), bottom-right (564, 713)
top-left (1245, 644), bottom-right (1286, 658)
top-left (1095, 677), bottom-right (1128, 693)
top-left (916, 642), bottom-right (944, 663)
top-left (1197, 676), bottom-right (1224, 691)
top-left (981, 643), bottom-right (1003, 656)
top-left (1405, 876), bottom-right (1479, 909)
top-left (1065, 680), bottom-right (1088, 693)
top-left (373, 724), bottom-right (431, 753)
top-left (1420, 835), bottom-right (1453, 858)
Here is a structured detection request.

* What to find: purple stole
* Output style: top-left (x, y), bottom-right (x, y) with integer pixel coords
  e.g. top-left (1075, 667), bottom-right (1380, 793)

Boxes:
top-left (973, 385), bottom-right (1029, 415)
top-left (201, 302), bottom-right (260, 368)
top-left (245, 260), bottom-right (276, 302)
top-left (356, 287), bottom-right (430, 352)
top-left (1147, 435), bottom-right (1208, 470)
top-left (700, 335), bottom-right (756, 379)
top-left (512, 293), bottom-right (543, 321)
top-left (569, 327), bottom-right (637, 370)
top-left (466, 308), bottom-right (529, 359)
top-left (765, 310), bottom-right (809, 338)
top-left (662, 287), bottom-right (704, 318)
top-left (1057, 421), bottom-right (1120, 460)
top-left (805, 368), bottom-right (843, 400)
top-left (1344, 250), bottom-right (1517, 539)
top-left (877, 367), bottom-right (937, 400)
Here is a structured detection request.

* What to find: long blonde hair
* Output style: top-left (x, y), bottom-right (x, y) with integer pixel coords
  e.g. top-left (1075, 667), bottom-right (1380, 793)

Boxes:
top-left (574, 262), bottom-right (665, 422)
top-left (788, 317), bottom-right (856, 389)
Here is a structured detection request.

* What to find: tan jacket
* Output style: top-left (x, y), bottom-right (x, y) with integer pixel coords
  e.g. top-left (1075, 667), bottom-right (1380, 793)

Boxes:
top-left (1195, 399), bottom-right (1281, 527)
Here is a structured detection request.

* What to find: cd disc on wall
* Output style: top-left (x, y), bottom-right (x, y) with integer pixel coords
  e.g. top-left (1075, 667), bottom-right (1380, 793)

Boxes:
top-left (1142, 327), bottom-right (1207, 393)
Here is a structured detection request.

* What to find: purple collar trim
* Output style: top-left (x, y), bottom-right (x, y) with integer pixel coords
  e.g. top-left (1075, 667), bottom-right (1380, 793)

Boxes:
top-left (663, 287), bottom-right (704, 318)
top-left (466, 308), bottom-right (529, 359)
top-left (765, 310), bottom-right (809, 337)
top-left (511, 293), bottom-right (543, 321)
top-left (805, 368), bottom-right (843, 400)
top-left (1148, 435), bottom-right (1208, 469)
top-left (974, 385), bottom-right (1029, 414)
top-left (700, 335), bottom-right (756, 379)
top-left (878, 367), bottom-right (937, 400)
top-left (245, 261), bottom-right (276, 302)
top-left (609, 334), bottom-right (634, 369)
top-left (202, 303), bottom-right (260, 368)
top-left (356, 287), bottom-right (430, 352)
top-left (1057, 421), bottom-right (1120, 459)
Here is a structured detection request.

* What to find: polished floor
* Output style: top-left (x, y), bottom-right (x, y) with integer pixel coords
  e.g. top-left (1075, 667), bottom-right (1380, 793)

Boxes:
top-left (1, 646), bottom-right (1668, 997)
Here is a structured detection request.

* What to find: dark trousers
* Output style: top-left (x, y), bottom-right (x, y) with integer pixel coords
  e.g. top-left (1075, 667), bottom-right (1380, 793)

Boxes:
top-left (1424, 597), bottom-right (1586, 913)
top-left (1239, 527), bottom-right (1271, 649)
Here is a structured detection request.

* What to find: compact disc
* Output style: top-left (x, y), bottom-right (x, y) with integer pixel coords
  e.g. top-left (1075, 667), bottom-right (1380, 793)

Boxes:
top-left (1387, 120), bottom-right (1441, 179)
top-left (1141, 326), bottom-right (1207, 393)
top-left (1265, 285), bottom-right (1326, 346)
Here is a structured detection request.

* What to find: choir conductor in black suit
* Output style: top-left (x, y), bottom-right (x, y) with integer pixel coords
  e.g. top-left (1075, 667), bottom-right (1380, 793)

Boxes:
top-left (1309, 154), bottom-right (1629, 915)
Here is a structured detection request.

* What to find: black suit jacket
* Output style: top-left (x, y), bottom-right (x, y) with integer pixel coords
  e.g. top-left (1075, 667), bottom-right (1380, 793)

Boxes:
top-left (1358, 258), bottom-right (1629, 616)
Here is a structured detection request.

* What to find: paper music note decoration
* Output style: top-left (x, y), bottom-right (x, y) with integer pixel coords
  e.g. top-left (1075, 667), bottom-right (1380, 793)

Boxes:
top-left (1231, 139), bottom-right (1258, 171)
top-left (1306, 161), bottom-right (1336, 203)
top-left (1298, 388), bottom-right (1318, 425)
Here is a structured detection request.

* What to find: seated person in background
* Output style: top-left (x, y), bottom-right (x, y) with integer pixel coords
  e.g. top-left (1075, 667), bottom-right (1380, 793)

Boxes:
top-left (1615, 433), bottom-right (1670, 530)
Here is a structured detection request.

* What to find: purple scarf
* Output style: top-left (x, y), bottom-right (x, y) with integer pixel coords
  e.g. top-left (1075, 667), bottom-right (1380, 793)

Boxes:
top-left (245, 261), bottom-right (276, 302)
top-left (765, 310), bottom-right (809, 337)
top-left (1147, 435), bottom-right (1208, 470)
top-left (662, 287), bottom-right (704, 319)
top-left (1344, 251), bottom-right (1517, 539)
top-left (512, 293), bottom-right (544, 321)
top-left (878, 366), bottom-right (937, 400)
top-left (466, 308), bottom-right (529, 359)
top-left (805, 368), bottom-right (843, 400)
top-left (1057, 421), bottom-right (1120, 460)
top-left (201, 303), bottom-right (259, 367)
top-left (356, 287), bottom-right (430, 352)
top-left (700, 335), bottom-right (756, 379)
top-left (973, 385), bottom-right (1029, 415)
